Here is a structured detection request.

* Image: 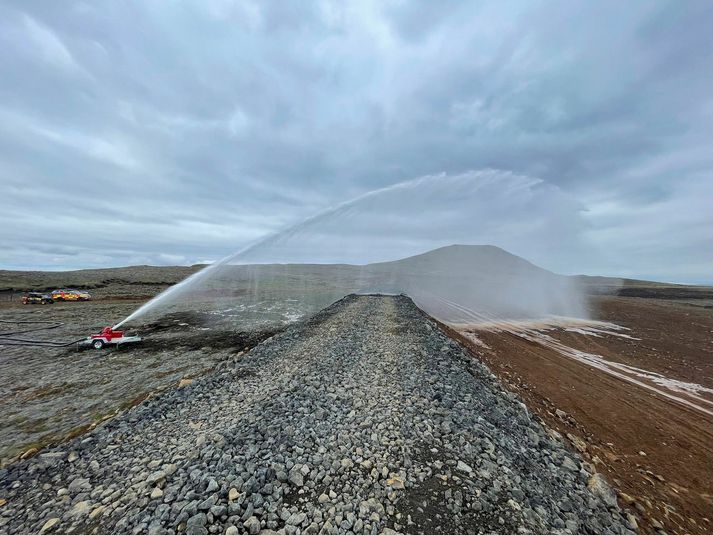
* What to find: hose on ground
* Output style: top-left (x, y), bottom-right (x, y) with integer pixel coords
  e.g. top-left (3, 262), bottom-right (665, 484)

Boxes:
top-left (0, 321), bottom-right (64, 337)
top-left (0, 337), bottom-right (86, 347)
top-left (0, 320), bottom-right (81, 346)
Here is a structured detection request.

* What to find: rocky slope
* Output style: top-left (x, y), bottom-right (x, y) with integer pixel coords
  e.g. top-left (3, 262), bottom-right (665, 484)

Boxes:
top-left (0, 295), bottom-right (632, 534)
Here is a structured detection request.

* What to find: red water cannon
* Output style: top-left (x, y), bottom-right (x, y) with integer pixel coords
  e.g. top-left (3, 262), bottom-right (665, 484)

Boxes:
top-left (85, 326), bottom-right (141, 349)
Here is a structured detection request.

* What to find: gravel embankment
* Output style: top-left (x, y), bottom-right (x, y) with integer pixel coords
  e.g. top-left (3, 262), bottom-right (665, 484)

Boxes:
top-left (0, 295), bottom-right (633, 534)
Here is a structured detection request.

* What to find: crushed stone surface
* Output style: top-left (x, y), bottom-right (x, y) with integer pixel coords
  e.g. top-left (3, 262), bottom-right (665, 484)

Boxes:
top-left (0, 295), bottom-right (632, 534)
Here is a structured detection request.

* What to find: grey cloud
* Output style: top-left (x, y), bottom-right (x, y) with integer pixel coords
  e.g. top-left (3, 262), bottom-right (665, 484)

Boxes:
top-left (0, 0), bottom-right (712, 282)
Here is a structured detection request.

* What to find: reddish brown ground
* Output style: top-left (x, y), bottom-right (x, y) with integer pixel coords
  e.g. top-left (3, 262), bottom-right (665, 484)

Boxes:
top-left (445, 296), bottom-right (713, 535)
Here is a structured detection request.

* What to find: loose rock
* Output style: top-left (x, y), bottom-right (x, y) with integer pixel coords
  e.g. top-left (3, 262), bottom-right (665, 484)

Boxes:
top-left (0, 296), bottom-right (630, 535)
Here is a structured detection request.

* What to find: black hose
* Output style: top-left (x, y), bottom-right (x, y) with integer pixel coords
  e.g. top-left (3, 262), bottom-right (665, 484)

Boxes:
top-left (0, 338), bottom-right (85, 347)
top-left (0, 320), bottom-right (79, 346)
top-left (0, 319), bottom-right (64, 336)
top-left (0, 337), bottom-right (85, 347)
top-left (0, 324), bottom-right (64, 336)
top-left (0, 319), bottom-right (60, 324)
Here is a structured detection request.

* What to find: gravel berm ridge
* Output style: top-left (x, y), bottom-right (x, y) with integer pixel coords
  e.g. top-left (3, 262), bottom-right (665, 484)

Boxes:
top-left (0, 295), bottom-right (633, 534)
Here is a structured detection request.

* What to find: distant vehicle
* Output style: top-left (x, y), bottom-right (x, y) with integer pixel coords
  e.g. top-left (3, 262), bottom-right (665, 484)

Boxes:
top-left (51, 289), bottom-right (91, 301)
top-left (21, 292), bottom-right (54, 305)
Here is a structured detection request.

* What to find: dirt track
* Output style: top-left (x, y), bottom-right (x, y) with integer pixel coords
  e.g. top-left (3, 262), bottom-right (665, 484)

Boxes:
top-left (453, 296), bottom-right (713, 535)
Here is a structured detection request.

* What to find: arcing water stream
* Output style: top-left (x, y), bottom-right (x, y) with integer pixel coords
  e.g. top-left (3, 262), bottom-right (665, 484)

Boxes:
top-left (110, 167), bottom-right (713, 420)
top-left (114, 170), bottom-right (592, 329)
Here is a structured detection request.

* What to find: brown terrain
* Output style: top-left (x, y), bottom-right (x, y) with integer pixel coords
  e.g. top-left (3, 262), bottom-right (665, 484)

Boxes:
top-left (448, 291), bottom-right (713, 535)
top-left (1, 264), bottom-right (712, 534)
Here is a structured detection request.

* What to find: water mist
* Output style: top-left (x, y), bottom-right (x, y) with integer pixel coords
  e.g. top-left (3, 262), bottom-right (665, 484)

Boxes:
top-left (115, 170), bottom-right (592, 330)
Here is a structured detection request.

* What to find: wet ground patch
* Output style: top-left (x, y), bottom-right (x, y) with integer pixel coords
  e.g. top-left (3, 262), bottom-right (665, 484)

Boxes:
top-left (0, 300), bottom-right (278, 464)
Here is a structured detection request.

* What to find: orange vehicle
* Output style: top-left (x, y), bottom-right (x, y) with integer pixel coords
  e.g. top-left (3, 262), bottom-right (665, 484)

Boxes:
top-left (51, 289), bottom-right (92, 301)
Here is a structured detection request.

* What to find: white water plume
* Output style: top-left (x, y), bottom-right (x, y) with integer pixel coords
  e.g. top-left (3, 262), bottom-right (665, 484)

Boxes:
top-left (115, 170), bottom-right (592, 329)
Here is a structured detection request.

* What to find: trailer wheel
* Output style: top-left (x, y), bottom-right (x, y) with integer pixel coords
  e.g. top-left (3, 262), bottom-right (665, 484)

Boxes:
top-left (93, 339), bottom-right (105, 349)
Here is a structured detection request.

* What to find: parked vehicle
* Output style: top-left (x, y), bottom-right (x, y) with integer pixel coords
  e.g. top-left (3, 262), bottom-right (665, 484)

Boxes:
top-left (21, 292), bottom-right (54, 305)
top-left (51, 289), bottom-right (91, 301)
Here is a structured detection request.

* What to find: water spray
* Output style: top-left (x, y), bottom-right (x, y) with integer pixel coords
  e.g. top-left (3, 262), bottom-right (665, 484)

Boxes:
top-left (112, 169), bottom-right (593, 330)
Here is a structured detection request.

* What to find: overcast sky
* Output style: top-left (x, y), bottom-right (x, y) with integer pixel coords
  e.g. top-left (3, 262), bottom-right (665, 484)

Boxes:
top-left (1, 1), bottom-right (712, 282)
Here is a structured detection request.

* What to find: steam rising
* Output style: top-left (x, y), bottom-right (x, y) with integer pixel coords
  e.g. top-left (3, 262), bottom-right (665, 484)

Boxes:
top-left (115, 170), bottom-right (590, 329)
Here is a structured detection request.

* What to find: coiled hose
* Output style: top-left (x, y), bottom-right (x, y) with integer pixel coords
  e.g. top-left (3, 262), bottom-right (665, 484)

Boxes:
top-left (0, 320), bottom-right (85, 347)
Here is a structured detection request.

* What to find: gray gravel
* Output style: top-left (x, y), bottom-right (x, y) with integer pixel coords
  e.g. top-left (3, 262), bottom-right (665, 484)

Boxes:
top-left (0, 295), bottom-right (633, 534)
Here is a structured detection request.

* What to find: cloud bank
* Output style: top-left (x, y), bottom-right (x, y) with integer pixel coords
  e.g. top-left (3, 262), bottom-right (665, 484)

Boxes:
top-left (1, 1), bottom-right (711, 282)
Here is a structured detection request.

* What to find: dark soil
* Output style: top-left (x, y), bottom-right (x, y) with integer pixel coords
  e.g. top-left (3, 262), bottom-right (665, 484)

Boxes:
top-left (0, 298), bottom-right (276, 465)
